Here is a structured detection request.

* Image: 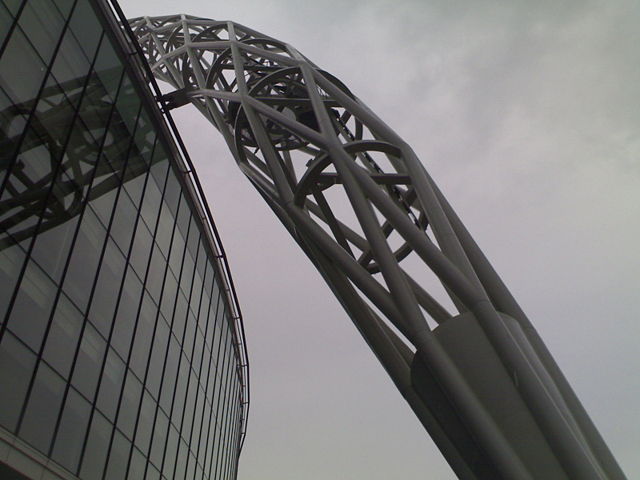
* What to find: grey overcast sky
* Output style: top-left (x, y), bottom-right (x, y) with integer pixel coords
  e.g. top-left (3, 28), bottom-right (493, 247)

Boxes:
top-left (121, 1), bottom-right (639, 478)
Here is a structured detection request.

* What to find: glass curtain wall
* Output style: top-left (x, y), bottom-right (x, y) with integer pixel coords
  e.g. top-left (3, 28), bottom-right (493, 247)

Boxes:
top-left (0, 1), bottom-right (245, 479)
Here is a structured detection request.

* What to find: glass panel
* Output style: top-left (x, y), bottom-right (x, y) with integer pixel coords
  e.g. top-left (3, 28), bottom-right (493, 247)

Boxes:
top-left (160, 269), bottom-right (178, 321)
top-left (0, 86), bottom-right (24, 185)
top-left (181, 377), bottom-right (197, 443)
top-left (129, 292), bottom-right (155, 378)
top-left (172, 355), bottom-right (189, 428)
top-left (92, 34), bottom-right (122, 103)
top-left (80, 410), bottom-right (112, 480)
top-left (110, 74), bottom-right (139, 136)
top-left (50, 16), bottom-right (95, 91)
top-left (200, 344), bottom-right (212, 396)
top-left (89, 187), bottom-right (118, 229)
top-left (128, 447), bottom-right (146, 480)
top-left (198, 399), bottom-right (212, 468)
top-left (149, 409), bottom-right (168, 469)
top-left (51, 387), bottom-right (91, 473)
top-left (190, 387), bottom-right (204, 451)
top-left (178, 447), bottom-right (191, 480)
top-left (146, 464), bottom-right (160, 480)
top-left (64, 207), bottom-right (107, 312)
top-left (149, 152), bottom-right (168, 190)
top-left (134, 389), bottom-right (155, 454)
top-left (162, 426), bottom-right (179, 479)
top-left (176, 193), bottom-right (190, 235)
top-left (88, 237), bottom-right (125, 337)
top-left (105, 429), bottom-right (130, 480)
top-left (0, 26), bottom-right (47, 106)
top-left (169, 202), bottom-right (188, 275)
top-left (97, 347), bottom-right (125, 421)
top-left (110, 188), bottom-right (137, 252)
top-left (60, 101), bottom-right (103, 184)
top-left (7, 258), bottom-right (57, 351)
top-left (72, 322), bottom-right (106, 400)
top-left (19, 362), bottom-right (65, 454)
top-left (195, 242), bottom-right (207, 280)
top-left (186, 217), bottom-right (199, 263)
top-left (117, 371), bottom-right (142, 440)
top-left (122, 158), bottom-right (147, 209)
top-left (172, 292), bottom-right (188, 345)
top-left (0, 243), bottom-right (26, 321)
top-left (32, 48), bottom-right (82, 122)
top-left (17, 0), bottom-right (66, 67)
top-left (129, 219), bottom-right (152, 278)
top-left (146, 318), bottom-right (168, 400)
top-left (78, 67), bottom-right (114, 140)
top-left (155, 196), bottom-right (176, 257)
top-left (180, 245), bottom-right (195, 297)
top-left (111, 267), bottom-right (142, 358)
top-left (145, 243), bottom-right (165, 302)
top-left (163, 169), bottom-right (180, 217)
top-left (204, 417), bottom-right (215, 479)
top-left (192, 330), bottom-right (204, 378)
top-left (53, 0), bottom-right (75, 18)
top-left (138, 167), bottom-right (162, 234)
top-left (1, 123), bottom-right (57, 242)
top-left (181, 302), bottom-right (194, 360)
top-left (66, 0), bottom-right (102, 61)
top-left (130, 112), bottom-right (155, 166)
top-left (184, 448), bottom-right (196, 479)
top-left (0, 332), bottom-right (37, 431)
top-left (30, 206), bottom-right (80, 283)
top-left (159, 335), bottom-right (179, 414)
top-left (101, 109), bottom-right (134, 181)
top-left (206, 295), bottom-right (221, 351)
top-left (1, 1), bottom-right (21, 17)
top-left (189, 250), bottom-right (204, 317)
top-left (43, 292), bottom-right (83, 378)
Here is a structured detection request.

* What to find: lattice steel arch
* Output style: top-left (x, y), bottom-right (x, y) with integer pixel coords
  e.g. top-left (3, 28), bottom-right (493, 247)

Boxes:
top-left (127, 14), bottom-right (627, 480)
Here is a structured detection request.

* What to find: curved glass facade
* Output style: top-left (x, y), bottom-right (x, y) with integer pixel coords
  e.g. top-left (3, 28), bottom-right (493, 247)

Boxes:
top-left (0, 1), bottom-right (248, 479)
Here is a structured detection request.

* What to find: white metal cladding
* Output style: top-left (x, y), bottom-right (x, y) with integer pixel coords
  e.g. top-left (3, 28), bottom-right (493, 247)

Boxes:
top-left (127, 15), bottom-right (626, 480)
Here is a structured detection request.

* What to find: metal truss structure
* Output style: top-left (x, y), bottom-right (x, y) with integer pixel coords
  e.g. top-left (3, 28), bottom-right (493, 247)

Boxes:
top-left (127, 15), bottom-right (626, 480)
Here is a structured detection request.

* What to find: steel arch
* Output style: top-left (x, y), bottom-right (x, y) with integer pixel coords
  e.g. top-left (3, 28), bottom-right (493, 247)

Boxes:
top-left (127, 15), bottom-right (626, 480)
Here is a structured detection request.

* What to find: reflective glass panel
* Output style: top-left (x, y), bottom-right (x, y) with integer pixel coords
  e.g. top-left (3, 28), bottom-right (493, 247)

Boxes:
top-left (51, 387), bottom-right (91, 472)
top-left (0, 332), bottom-right (37, 430)
top-left (19, 362), bottom-right (66, 454)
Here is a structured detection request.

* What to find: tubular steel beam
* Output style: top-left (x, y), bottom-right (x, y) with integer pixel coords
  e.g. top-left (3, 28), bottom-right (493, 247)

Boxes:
top-left (127, 15), bottom-right (627, 480)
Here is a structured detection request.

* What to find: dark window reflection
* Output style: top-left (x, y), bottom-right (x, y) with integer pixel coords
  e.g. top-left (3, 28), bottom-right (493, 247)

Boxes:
top-left (88, 237), bottom-right (126, 337)
top-left (117, 371), bottom-right (142, 440)
top-left (149, 409), bottom-right (169, 469)
top-left (63, 207), bottom-right (107, 312)
top-left (105, 429), bottom-right (130, 480)
top-left (96, 347), bottom-right (125, 421)
top-left (80, 410), bottom-right (112, 480)
top-left (51, 387), bottom-right (91, 472)
top-left (135, 390), bottom-right (155, 455)
top-left (19, 362), bottom-right (66, 454)
top-left (43, 292), bottom-right (83, 378)
top-left (7, 259), bottom-right (57, 351)
top-left (72, 322), bottom-right (106, 400)
top-left (0, 332), bottom-right (37, 431)
top-left (110, 267), bottom-right (142, 358)
top-left (0, 243), bottom-right (26, 321)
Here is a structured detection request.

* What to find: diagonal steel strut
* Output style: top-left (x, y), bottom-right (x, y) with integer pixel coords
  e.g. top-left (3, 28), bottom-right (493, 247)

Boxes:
top-left (127, 15), bottom-right (627, 480)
